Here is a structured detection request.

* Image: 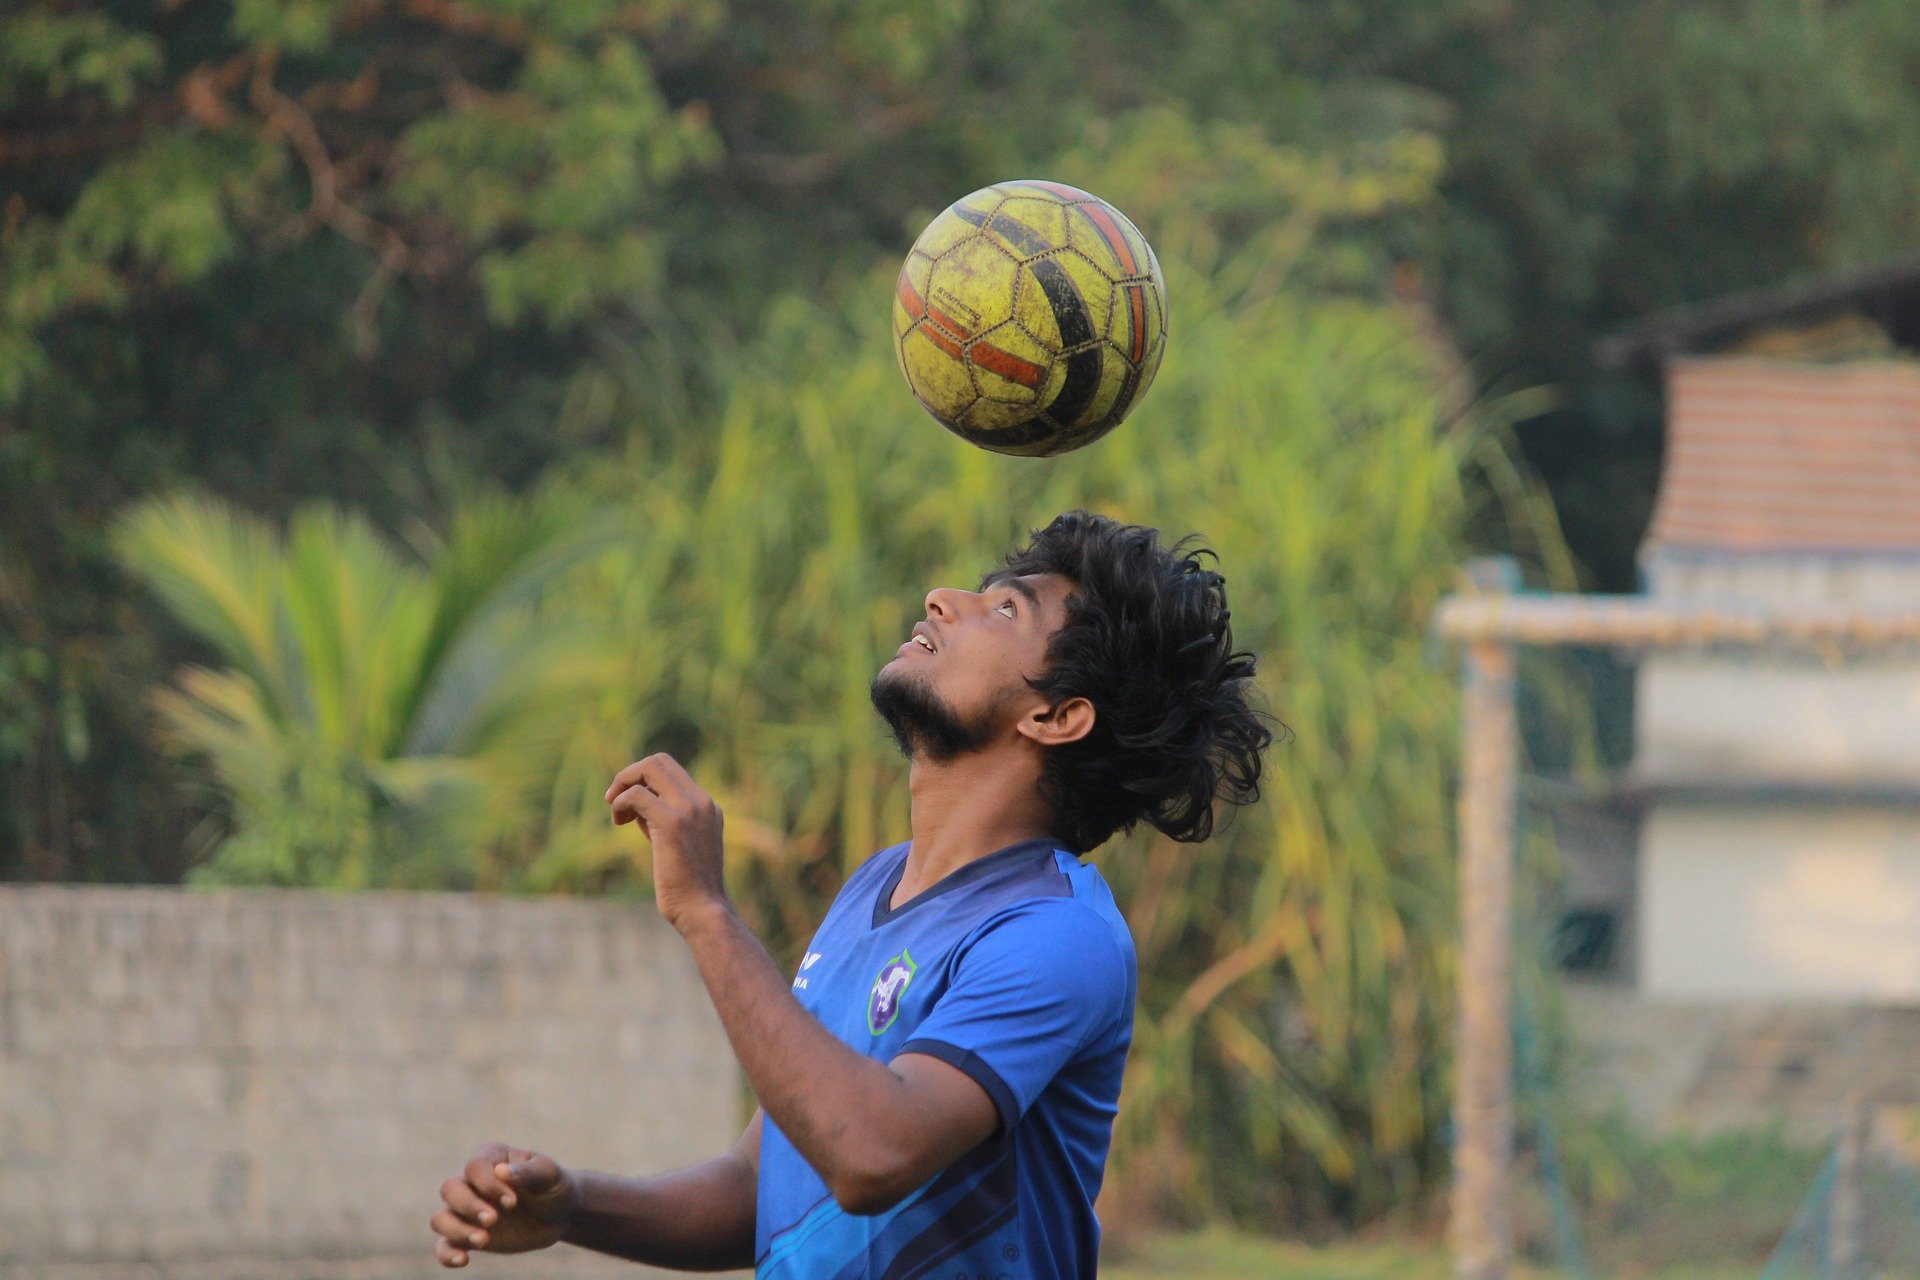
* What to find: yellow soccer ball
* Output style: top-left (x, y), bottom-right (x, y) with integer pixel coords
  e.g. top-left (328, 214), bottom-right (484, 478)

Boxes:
top-left (893, 181), bottom-right (1167, 457)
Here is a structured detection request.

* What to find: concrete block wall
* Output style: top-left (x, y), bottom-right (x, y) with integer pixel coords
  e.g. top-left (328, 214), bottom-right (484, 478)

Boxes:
top-left (0, 887), bottom-right (740, 1279)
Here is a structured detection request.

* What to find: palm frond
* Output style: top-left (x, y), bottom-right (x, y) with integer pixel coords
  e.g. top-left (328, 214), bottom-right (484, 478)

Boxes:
top-left (113, 494), bottom-right (283, 692)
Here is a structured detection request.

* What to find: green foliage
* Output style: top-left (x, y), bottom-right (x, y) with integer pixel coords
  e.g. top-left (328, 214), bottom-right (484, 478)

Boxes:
top-left (1386, 0), bottom-right (1920, 585)
top-left (1105, 1228), bottom-right (1764, 1280)
top-left (71, 133), bottom-right (281, 281)
top-left (230, 0), bottom-right (348, 52)
top-left (1104, 1231), bottom-right (1459, 1280)
top-left (112, 490), bottom-right (629, 887)
top-left (1060, 107), bottom-right (1442, 297)
top-left (1528, 1115), bottom-right (1920, 1276)
top-left (397, 38), bottom-right (718, 326)
top-left (0, 13), bottom-right (161, 108)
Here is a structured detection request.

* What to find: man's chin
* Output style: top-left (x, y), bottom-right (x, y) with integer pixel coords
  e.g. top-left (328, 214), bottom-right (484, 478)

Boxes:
top-left (869, 667), bottom-right (994, 762)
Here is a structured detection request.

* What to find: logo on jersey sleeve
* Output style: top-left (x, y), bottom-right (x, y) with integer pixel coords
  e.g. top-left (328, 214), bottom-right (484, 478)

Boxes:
top-left (867, 950), bottom-right (918, 1035)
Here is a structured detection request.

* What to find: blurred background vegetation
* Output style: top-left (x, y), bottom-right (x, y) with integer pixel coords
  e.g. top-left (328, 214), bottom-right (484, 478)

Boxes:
top-left (8, 0), bottom-right (1920, 1238)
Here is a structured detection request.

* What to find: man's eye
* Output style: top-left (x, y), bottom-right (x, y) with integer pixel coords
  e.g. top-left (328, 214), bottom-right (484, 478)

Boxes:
top-left (997, 600), bottom-right (1016, 617)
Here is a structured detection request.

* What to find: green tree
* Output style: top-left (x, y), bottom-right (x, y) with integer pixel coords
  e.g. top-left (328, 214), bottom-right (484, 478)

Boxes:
top-left (0, 0), bottom-right (1030, 881)
top-left (17, 0), bottom-right (1920, 879)
top-left (112, 489), bottom-right (627, 887)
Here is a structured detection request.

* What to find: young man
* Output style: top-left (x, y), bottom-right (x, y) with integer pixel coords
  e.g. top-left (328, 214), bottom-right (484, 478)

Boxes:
top-left (429, 511), bottom-right (1270, 1277)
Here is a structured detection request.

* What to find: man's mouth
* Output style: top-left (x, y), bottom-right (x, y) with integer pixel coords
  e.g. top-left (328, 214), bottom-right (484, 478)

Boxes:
top-left (910, 622), bottom-right (937, 653)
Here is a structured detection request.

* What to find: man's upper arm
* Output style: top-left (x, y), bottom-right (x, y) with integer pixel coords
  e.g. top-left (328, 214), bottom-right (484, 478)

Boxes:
top-left (883, 1052), bottom-right (1001, 1166)
top-left (734, 1109), bottom-right (764, 1179)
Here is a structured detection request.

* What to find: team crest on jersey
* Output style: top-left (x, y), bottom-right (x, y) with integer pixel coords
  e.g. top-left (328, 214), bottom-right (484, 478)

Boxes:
top-left (867, 950), bottom-right (917, 1035)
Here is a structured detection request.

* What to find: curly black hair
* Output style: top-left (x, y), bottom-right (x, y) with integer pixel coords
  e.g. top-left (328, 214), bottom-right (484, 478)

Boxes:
top-left (989, 510), bottom-right (1274, 853)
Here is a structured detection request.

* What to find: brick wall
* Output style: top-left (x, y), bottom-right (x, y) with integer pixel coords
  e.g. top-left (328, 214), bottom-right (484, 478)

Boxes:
top-left (0, 887), bottom-right (740, 1279)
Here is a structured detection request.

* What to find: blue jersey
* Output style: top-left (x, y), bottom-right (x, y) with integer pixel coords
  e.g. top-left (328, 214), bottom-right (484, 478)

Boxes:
top-left (755, 838), bottom-right (1137, 1280)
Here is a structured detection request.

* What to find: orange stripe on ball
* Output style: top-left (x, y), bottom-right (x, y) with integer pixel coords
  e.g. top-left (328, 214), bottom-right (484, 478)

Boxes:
top-left (926, 304), bottom-right (972, 340)
top-left (896, 274), bottom-right (927, 320)
top-left (969, 341), bottom-right (1047, 390)
top-left (1076, 203), bottom-right (1140, 276)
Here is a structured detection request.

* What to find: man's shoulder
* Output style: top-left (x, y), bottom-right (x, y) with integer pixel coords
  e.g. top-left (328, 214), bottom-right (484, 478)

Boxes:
top-left (968, 869), bottom-right (1136, 976)
top-left (932, 876), bottom-right (1137, 1054)
top-left (1044, 853), bottom-right (1135, 955)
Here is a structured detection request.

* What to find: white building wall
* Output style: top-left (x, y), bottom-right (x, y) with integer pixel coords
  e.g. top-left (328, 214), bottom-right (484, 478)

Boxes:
top-left (1633, 550), bottom-right (1920, 1002)
top-left (1645, 549), bottom-right (1920, 608)
top-left (1641, 805), bottom-right (1920, 1001)
top-left (1636, 658), bottom-right (1920, 783)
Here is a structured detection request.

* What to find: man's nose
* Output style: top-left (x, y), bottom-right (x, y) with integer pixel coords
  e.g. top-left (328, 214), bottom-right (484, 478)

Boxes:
top-left (924, 587), bottom-right (973, 619)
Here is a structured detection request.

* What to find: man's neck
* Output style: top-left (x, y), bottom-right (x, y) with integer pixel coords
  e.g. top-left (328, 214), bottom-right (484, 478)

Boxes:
top-left (895, 747), bottom-right (1055, 906)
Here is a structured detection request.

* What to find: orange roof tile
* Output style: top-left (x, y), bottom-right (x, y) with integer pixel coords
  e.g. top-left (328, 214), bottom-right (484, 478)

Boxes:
top-left (1649, 359), bottom-right (1920, 552)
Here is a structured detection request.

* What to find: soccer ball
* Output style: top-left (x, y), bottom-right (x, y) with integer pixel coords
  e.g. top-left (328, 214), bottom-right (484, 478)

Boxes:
top-left (893, 181), bottom-right (1167, 457)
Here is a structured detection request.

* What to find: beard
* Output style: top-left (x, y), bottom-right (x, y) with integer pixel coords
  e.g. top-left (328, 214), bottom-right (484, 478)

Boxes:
top-left (869, 666), bottom-right (1003, 763)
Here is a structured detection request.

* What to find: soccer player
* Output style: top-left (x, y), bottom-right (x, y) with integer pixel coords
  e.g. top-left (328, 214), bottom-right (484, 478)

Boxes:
top-left (429, 511), bottom-right (1271, 1277)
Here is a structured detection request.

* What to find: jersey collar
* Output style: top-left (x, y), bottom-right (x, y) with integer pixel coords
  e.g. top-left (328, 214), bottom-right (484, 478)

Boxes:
top-left (871, 837), bottom-right (1061, 929)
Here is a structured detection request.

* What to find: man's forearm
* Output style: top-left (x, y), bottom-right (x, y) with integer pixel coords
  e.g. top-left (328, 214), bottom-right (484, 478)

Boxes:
top-left (561, 1154), bottom-right (757, 1271)
top-left (673, 902), bottom-right (930, 1195)
top-left (606, 755), bottom-right (991, 1215)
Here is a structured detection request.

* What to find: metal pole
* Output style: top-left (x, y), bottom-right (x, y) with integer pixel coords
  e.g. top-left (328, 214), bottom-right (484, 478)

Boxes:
top-left (1434, 594), bottom-right (1920, 650)
top-left (1452, 558), bottom-right (1519, 1280)
top-left (1426, 577), bottom-right (1920, 1280)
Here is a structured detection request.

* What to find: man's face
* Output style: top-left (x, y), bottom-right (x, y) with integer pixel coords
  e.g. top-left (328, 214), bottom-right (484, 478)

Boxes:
top-left (870, 571), bottom-right (1077, 762)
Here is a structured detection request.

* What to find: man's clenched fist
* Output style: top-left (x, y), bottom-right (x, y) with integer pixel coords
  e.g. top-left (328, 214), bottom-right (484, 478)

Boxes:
top-left (431, 1143), bottom-right (576, 1268)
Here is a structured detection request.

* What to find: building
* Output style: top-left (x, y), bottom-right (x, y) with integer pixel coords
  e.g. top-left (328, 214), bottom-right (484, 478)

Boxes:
top-left (1564, 263), bottom-right (1920, 1133)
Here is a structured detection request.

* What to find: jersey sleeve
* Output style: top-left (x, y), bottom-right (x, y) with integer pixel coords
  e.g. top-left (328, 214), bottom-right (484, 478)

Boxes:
top-left (897, 899), bottom-right (1133, 1131)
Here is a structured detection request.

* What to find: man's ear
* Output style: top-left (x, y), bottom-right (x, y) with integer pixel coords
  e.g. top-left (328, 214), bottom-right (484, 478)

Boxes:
top-left (1017, 695), bottom-right (1095, 747)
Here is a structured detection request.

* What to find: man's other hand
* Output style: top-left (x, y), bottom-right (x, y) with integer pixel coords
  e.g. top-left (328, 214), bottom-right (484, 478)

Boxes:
top-left (431, 1143), bottom-right (576, 1267)
top-left (606, 753), bottom-right (728, 928)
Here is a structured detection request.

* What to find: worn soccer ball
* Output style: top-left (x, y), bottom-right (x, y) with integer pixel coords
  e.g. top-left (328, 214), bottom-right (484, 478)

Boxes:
top-left (892, 181), bottom-right (1167, 457)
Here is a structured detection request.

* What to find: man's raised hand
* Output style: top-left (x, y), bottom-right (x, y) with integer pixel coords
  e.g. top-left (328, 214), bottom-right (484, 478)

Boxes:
top-left (431, 1143), bottom-right (575, 1268)
top-left (605, 753), bottom-right (729, 929)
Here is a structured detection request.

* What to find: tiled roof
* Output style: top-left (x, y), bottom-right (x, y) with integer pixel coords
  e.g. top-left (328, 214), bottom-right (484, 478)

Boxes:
top-left (1649, 358), bottom-right (1920, 552)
